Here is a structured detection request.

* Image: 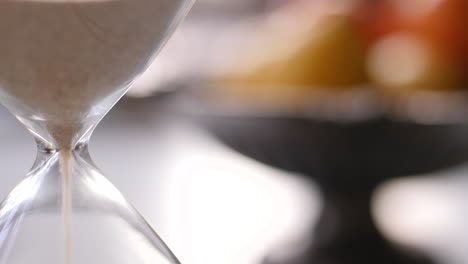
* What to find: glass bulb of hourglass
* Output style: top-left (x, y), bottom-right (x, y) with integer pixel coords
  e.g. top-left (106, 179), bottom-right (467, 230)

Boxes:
top-left (0, 0), bottom-right (194, 263)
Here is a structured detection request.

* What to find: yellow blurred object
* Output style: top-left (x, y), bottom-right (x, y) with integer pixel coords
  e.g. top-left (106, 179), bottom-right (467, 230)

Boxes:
top-left (222, 15), bottom-right (368, 106)
top-left (368, 33), bottom-right (459, 93)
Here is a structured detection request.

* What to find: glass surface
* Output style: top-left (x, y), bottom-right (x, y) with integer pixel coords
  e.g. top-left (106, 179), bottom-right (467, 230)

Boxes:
top-left (0, 0), bottom-right (194, 263)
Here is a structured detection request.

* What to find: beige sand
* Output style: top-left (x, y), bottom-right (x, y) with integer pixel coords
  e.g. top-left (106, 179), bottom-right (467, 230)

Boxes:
top-left (0, 0), bottom-right (183, 149)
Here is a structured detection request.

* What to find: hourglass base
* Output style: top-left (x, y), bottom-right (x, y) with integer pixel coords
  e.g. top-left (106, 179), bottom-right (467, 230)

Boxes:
top-left (0, 148), bottom-right (179, 264)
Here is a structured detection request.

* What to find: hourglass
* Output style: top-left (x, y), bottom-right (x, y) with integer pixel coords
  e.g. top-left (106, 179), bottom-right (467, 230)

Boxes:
top-left (0, 0), bottom-right (194, 263)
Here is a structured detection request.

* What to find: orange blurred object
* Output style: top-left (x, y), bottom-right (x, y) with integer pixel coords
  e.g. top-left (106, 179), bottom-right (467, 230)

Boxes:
top-left (413, 0), bottom-right (468, 75)
top-left (354, 0), bottom-right (468, 81)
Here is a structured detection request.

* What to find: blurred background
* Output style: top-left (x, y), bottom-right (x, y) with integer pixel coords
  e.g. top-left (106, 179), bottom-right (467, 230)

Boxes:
top-left (4, 0), bottom-right (468, 263)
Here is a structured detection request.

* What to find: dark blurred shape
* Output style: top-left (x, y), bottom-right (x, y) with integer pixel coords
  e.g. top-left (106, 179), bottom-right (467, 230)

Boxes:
top-left (163, 0), bottom-right (468, 263)
top-left (193, 109), bottom-right (468, 264)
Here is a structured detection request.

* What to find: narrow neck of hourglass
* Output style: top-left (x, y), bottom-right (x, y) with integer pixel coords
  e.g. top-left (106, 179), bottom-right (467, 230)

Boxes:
top-left (33, 134), bottom-right (92, 171)
top-left (26, 86), bottom-right (130, 151)
top-left (33, 121), bottom-right (95, 152)
top-left (36, 136), bottom-right (90, 153)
